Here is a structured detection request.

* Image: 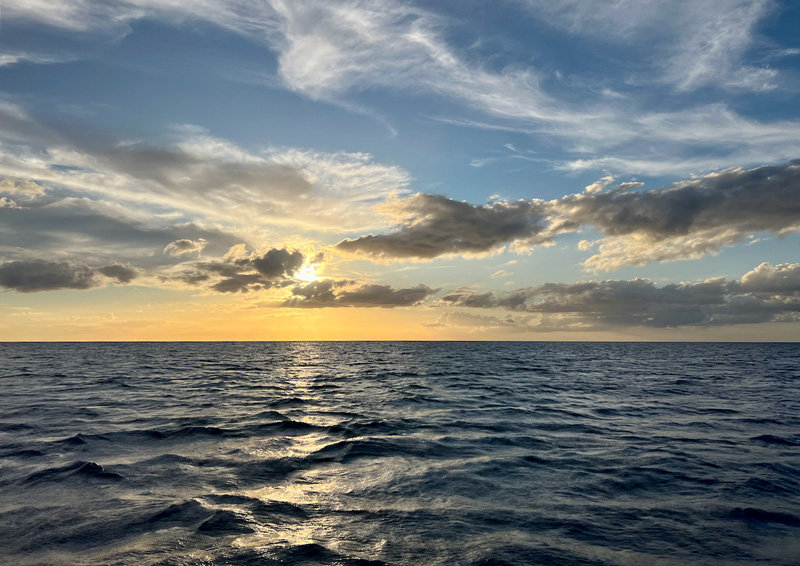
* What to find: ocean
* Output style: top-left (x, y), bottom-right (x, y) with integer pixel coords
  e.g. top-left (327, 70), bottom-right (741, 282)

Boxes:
top-left (1, 342), bottom-right (799, 565)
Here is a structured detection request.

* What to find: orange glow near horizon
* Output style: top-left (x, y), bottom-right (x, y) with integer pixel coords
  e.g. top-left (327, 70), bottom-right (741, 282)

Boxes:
top-left (3, 291), bottom-right (799, 342)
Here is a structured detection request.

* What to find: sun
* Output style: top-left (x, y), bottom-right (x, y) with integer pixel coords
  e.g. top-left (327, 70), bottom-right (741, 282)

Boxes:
top-left (295, 262), bottom-right (321, 282)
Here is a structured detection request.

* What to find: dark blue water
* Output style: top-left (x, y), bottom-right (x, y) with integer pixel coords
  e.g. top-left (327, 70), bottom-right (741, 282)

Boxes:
top-left (1, 342), bottom-right (799, 565)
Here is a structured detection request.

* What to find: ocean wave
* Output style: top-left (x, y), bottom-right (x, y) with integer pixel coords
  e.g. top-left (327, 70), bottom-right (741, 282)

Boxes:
top-left (1, 341), bottom-right (799, 566)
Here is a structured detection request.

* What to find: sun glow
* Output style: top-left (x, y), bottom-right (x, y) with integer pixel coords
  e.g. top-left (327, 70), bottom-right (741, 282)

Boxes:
top-left (295, 262), bottom-right (320, 282)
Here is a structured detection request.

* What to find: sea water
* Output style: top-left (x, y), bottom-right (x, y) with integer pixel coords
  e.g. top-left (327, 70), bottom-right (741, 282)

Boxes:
top-left (1, 342), bottom-right (799, 565)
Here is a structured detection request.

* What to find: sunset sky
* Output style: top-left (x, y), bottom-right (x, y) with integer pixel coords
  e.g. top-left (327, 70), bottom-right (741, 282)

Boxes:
top-left (2, 0), bottom-right (800, 340)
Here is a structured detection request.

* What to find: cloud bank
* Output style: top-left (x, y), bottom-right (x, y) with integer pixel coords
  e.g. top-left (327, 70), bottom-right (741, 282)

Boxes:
top-left (438, 262), bottom-right (800, 328)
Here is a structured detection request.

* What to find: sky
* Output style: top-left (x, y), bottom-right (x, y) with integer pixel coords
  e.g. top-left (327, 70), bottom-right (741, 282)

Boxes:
top-left (1, 0), bottom-right (799, 341)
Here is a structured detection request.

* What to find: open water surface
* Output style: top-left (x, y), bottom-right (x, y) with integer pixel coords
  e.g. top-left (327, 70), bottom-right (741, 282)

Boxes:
top-left (1, 341), bottom-right (799, 565)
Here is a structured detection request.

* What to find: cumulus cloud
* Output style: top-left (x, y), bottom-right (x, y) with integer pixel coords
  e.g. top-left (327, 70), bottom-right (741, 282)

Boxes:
top-left (163, 238), bottom-right (207, 257)
top-left (284, 279), bottom-right (437, 308)
top-left (0, 260), bottom-right (137, 293)
top-left (176, 247), bottom-right (310, 293)
top-left (251, 248), bottom-right (305, 278)
top-left (558, 160), bottom-right (800, 270)
top-left (739, 262), bottom-right (800, 294)
top-left (332, 160), bottom-right (800, 267)
top-left (584, 175), bottom-right (615, 194)
top-left (335, 193), bottom-right (551, 260)
top-left (437, 262), bottom-right (800, 328)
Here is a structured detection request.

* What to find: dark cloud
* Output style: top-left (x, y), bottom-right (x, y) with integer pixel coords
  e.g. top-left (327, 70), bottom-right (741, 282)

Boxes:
top-left (97, 264), bottom-right (138, 283)
top-left (100, 144), bottom-right (313, 201)
top-left (334, 161), bottom-right (800, 268)
top-left (179, 248), bottom-right (308, 293)
top-left (0, 197), bottom-right (242, 266)
top-left (335, 193), bottom-right (550, 260)
top-left (556, 160), bottom-right (800, 269)
top-left (285, 279), bottom-right (437, 308)
top-left (210, 273), bottom-right (268, 294)
top-left (560, 161), bottom-right (800, 239)
top-left (0, 260), bottom-right (137, 293)
top-left (251, 248), bottom-right (305, 278)
top-left (438, 262), bottom-right (800, 328)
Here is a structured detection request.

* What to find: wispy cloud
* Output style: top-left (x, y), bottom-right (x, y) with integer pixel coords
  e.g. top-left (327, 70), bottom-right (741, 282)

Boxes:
top-left (517, 0), bottom-right (778, 92)
top-left (0, 52), bottom-right (74, 67)
top-left (0, 100), bottom-right (411, 237)
top-left (5, 0), bottom-right (799, 175)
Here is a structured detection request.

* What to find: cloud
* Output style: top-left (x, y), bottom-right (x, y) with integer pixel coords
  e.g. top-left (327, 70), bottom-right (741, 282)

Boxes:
top-left (176, 247), bottom-right (310, 293)
top-left (284, 279), bottom-right (437, 308)
top-left (5, 1), bottom-right (800, 175)
top-left (426, 310), bottom-right (536, 331)
top-left (0, 196), bottom-right (242, 267)
top-left (584, 175), bottom-right (614, 194)
top-left (97, 264), bottom-right (138, 283)
top-left (210, 273), bottom-right (269, 294)
top-left (437, 262), bottom-right (800, 328)
top-left (0, 104), bottom-right (410, 234)
top-left (335, 193), bottom-right (551, 260)
top-left (739, 262), bottom-right (800, 294)
top-left (266, 1), bottom-right (800, 173)
top-left (557, 160), bottom-right (800, 270)
top-left (0, 260), bottom-right (138, 293)
top-left (258, 0), bottom-right (800, 173)
top-left (251, 248), bottom-right (305, 278)
top-left (0, 52), bottom-right (73, 67)
top-left (0, 177), bottom-right (48, 197)
top-left (518, 0), bottom-right (776, 92)
top-left (163, 238), bottom-right (208, 257)
top-left (330, 160), bottom-right (800, 266)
